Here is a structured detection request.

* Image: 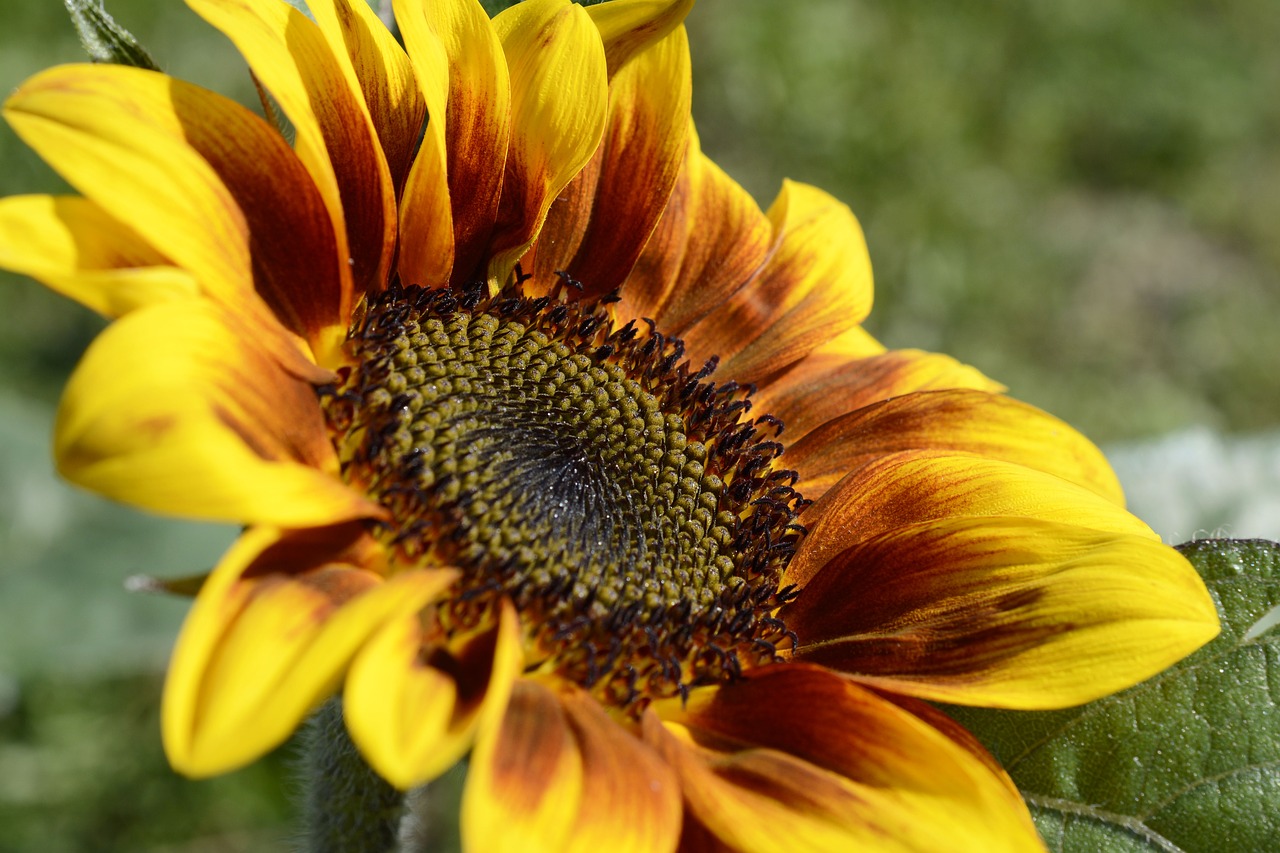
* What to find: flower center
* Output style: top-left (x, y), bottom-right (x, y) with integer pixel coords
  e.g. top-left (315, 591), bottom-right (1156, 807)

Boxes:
top-left (321, 280), bottom-right (806, 710)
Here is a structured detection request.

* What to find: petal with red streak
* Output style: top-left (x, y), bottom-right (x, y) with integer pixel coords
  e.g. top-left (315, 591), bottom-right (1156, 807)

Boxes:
top-left (487, 0), bottom-right (608, 285)
top-left (619, 128), bottom-right (771, 337)
top-left (784, 389), bottom-right (1125, 504)
top-left (754, 347), bottom-right (1002, 440)
top-left (463, 680), bottom-right (681, 852)
top-left (561, 25), bottom-right (691, 298)
top-left (647, 665), bottom-right (1044, 852)
top-left (189, 0), bottom-right (394, 303)
top-left (683, 179), bottom-right (874, 384)
top-left (786, 516), bottom-right (1219, 708)
top-left (787, 450), bottom-right (1155, 587)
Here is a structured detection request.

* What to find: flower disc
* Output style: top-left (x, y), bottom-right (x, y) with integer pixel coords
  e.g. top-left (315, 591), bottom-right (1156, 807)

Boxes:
top-left (322, 279), bottom-right (806, 709)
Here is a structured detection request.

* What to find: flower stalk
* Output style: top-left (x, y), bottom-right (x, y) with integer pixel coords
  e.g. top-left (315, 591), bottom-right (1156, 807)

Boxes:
top-left (301, 699), bottom-right (404, 853)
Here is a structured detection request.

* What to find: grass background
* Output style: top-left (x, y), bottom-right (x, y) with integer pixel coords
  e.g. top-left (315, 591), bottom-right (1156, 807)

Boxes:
top-left (1, 0), bottom-right (1277, 849)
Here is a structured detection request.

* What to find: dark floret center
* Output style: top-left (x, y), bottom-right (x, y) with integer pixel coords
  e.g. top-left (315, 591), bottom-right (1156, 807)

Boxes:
top-left (320, 279), bottom-right (805, 709)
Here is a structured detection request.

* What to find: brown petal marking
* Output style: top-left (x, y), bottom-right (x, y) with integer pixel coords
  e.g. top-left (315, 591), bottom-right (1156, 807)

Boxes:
top-left (783, 521), bottom-right (1073, 679)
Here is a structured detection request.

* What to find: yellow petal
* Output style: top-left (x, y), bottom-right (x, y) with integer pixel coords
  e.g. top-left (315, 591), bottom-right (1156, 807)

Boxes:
top-left (586, 0), bottom-right (694, 77)
top-left (55, 299), bottom-right (379, 527)
top-left (0, 194), bottom-right (197, 316)
top-left (619, 127), bottom-right (771, 337)
top-left (487, 0), bottom-right (608, 285)
top-left (188, 0), bottom-right (395, 301)
top-left (784, 389), bottom-right (1125, 504)
top-left (345, 598), bottom-right (523, 790)
top-left (4, 63), bottom-right (353, 361)
top-left (308, 0), bottom-right (425, 194)
top-left (754, 346), bottom-right (1002, 440)
top-left (462, 679), bottom-right (584, 851)
top-left (788, 450), bottom-right (1157, 588)
top-left (5, 65), bottom-right (252, 310)
top-left (415, 0), bottom-right (514, 287)
top-left (787, 517), bottom-right (1220, 708)
top-left (557, 688), bottom-right (681, 853)
top-left (683, 179), bottom-right (874, 384)
top-left (163, 525), bottom-right (456, 776)
top-left (551, 24), bottom-right (691, 298)
top-left (393, 0), bottom-right (457, 288)
top-left (648, 665), bottom-right (1044, 852)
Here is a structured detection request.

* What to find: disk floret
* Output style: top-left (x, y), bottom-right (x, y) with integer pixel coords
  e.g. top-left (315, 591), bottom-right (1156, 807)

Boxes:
top-left (320, 280), bottom-right (807, 709)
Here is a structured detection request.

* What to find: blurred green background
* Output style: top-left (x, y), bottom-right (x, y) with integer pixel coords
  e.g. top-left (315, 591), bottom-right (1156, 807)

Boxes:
top-left (1, 0), bottom-right (1277, 850)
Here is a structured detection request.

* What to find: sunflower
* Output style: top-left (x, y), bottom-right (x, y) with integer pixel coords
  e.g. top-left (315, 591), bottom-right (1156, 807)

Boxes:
top-left (0, 0), bottom-right (1218, 849)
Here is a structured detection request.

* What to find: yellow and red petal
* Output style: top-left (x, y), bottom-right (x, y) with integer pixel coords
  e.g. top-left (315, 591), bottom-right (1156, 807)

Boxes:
top-left (189, 0), bottom-right (395, 304)
top-left (393, 0), bottom-right (458, 289)
top-left (787, 450), bottom-right (1155, 587)
top-left (556, 24), bottom-right (691, 299)
top-left (786, 516), bottom-right (1220, 709)
top-left (586, 0), bottom-right (694, 78)
top-left (401, 0), bottom-right (515, 288)
top-left (463, 680), bottom-right (681, 852)
top-left (54, 299), bottom-right (379, 527)
top-left (619, 128), bottom-right (772, 335)
top-left (163, 525), bottom-right (456, 777)
top-left (682, 179), bottom-right (874, 384)
top-left (344, 598), bottom-right (523, 790)
top-left (0, 195), bottom-right (197, 316)
top-left (308, 0), bottom-right (425, 196)
top-left (487, 0), bottom-right (609, 285)
top-left (4, 62), bottom-right (353, 361)
top-left (754, 348), bottom-right (1003, 441)
top-left (784, 389), bottom-right (1125, 504)
top-left (648, 664), bottom-right (1044, 852)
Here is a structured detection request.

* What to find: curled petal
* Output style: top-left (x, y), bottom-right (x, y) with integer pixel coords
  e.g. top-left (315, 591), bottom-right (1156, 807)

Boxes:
top-left (683, 179), bottom-right (873, 383)
top-left (55, 299), bottom-right (379, 527)
top-left (0, 194), bottom-right (196, 316)
top-left (785, 390), bottom-right (1125, 504)
top-left (647, 665), bottom-right (1044, 852)
top-left (788, 450), bottom-right (1155, 587)
top-left (463, 680), bottom-right (681, 852)
top-left (345, 598), bottom-right (523, 790)
top-left (163, 525), bottom-right (456, 776)
top-left (786, 517), bottom-right (1220, 708)
top-left (487, 0), bottom-right (608, 284)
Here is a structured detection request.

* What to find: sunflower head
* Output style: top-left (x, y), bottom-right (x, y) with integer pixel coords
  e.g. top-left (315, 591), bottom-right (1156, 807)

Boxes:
top-left (0, 0), bottom-right (1219, 849)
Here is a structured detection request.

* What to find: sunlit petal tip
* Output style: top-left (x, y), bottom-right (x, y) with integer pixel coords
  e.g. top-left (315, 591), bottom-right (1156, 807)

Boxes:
top-left (586, 0), bottom-right (695, 76)
top-left (163, 527), bottom-right (456, 777)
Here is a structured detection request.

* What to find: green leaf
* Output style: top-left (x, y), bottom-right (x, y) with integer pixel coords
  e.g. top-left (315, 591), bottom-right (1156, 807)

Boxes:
top-left (64, 0), bottom-right (160, 70)
top-left (945, 539), bottom-right (1280, 852)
